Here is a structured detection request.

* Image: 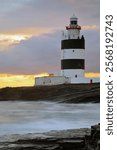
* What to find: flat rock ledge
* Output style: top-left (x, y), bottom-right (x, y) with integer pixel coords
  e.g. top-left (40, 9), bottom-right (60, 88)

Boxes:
top-left (0, 124), bottom-right (100, 150)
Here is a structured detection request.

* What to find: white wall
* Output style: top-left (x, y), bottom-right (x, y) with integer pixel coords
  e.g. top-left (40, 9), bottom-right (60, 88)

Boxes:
top-left (35, 76), bottom-right (70, 86)
top-left (70, 77), bottom-right (100, 84)
top-left (35, 76), bottom-right (100, 85)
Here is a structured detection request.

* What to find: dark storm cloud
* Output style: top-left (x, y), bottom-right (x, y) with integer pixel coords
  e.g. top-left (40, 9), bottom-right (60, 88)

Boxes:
top-left (0, 30), bottom-right (99, 74)
top-left (82, 30), bottom-right (100, 72)
top-left (0, 32), bottom-right (61, 74)
top-left (0, 0), bottom-right (99, 31)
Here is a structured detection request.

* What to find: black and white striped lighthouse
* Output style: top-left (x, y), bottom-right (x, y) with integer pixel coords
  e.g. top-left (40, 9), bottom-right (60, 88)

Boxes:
top-left (61, 14), bottom-right (85, 83)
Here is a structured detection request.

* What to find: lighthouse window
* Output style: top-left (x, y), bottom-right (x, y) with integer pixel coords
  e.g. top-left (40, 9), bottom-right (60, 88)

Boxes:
top-left (75, 75), bottom-right (77, 78)
top-left (73, 50), bottom-right (74, 52)
top-left (71, 21), bottom-right (77, 25)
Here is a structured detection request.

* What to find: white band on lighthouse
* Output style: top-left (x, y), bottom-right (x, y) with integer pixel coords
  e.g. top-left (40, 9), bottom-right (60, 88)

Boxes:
top-left (61, 49), bottom-right (85, 60)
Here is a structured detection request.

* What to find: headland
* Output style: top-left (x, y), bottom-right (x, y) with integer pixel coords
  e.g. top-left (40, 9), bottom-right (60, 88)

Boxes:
top-left (0, 83), bottom-right (100, 103)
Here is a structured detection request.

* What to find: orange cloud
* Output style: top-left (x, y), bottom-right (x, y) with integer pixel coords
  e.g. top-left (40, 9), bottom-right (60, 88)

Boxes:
top-left (85, 72), bottom-right (100, 78)
top-left (11, 27), bottom-right (53, 36)
top-left (0, 35), bottom-right (30, 51)
top-left (0, 27), bottom-right (54, 36)
top-left (0, 27), bottom-right (54, 50)
top-left (34, 72), bottom-right (50, 77)
top-left (82, 25), bottom-right (98, 30)
top-left (0, 74), bottom-right (34, 88)
top-left (0, 34), bottom-right (29, 45)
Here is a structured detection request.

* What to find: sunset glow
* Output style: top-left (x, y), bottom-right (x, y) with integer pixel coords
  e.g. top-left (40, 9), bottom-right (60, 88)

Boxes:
top-left (0, 74), bottom-right (34, 88)
top-left (82, 25), bottom-right (98, 30)
top-left (34, 72), bottom-right (50, 77)
top-left (0, 27), bottom-right (54, 49)
top-left (0, 34), bottom-right (30, 45)
top-left (85, 72), bottom-right (100, 78)
top-left (0, 72), bottom-right (100, 88)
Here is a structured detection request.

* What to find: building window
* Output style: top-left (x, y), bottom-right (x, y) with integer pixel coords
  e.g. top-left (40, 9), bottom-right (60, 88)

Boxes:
top-left (73, 50), bottom-right (74, 52)
top-left (75, 75), bottom-right (77, 78)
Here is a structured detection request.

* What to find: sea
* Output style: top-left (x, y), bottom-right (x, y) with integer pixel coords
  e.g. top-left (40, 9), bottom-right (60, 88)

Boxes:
top-left (0, 101), bottom-right (100, 136)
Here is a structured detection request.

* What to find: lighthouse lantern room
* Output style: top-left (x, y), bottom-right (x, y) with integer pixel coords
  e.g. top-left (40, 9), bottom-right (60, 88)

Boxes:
top-left (61, 14), bottom-right (85, 83)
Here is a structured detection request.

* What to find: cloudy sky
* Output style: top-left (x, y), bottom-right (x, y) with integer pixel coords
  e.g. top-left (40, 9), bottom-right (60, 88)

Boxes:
top-left (0, 0), bottom-right (100, 75)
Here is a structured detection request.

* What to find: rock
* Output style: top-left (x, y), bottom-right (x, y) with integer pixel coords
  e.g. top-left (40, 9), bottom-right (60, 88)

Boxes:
top-left (0, 124), bottom-right (100, 150)
top-left (85, 123), bottom-right (100, 150)
top-left (59, 139), bottom-right (85, 150)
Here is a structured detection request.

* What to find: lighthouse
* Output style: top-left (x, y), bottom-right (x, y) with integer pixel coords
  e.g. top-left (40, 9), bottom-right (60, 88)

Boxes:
top-left (61, 14), bottom-right (85, 83)
top-left (35, 14), bottom-right (100, 86)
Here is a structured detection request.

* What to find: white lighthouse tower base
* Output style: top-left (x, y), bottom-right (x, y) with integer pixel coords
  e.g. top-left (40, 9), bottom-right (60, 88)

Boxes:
top-left (61, 69), bottom-right (84, 83)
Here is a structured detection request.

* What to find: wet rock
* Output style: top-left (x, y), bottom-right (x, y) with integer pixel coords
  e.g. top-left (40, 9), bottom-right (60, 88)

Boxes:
top-left (59, 139), bottom-right (85, 150)
top-left (85, 123), bottom-right (100, 150)
top-left (0, 124), bottom-right (100, 150)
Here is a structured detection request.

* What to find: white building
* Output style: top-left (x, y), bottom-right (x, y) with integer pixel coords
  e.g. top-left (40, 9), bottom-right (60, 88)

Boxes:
top-left (35, 76), bottom-right (70, 86)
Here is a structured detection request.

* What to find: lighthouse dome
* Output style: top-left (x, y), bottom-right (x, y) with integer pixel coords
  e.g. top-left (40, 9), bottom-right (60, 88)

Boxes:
top-left (70, 14), bottom-right (77, 21)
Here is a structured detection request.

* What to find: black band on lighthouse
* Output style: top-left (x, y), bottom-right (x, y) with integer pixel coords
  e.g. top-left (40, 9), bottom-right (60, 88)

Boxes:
top-left (61, 38), bottom-right (85, 49)
top-left (61, 59), bottom-right (85, 69)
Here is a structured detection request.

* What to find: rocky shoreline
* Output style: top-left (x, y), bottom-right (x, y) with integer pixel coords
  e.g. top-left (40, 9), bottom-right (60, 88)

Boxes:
top-left (0, 83), bottom-right (100, 149)
top-left (0, 83), bottom-right (100, 103)
top-left (0, 124), bottom-right (100, 150)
